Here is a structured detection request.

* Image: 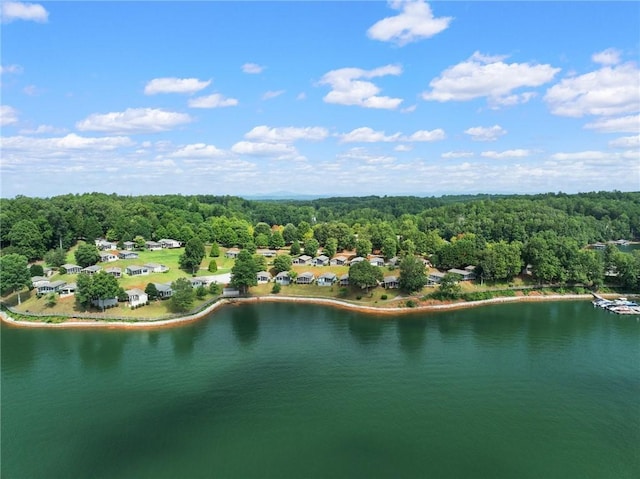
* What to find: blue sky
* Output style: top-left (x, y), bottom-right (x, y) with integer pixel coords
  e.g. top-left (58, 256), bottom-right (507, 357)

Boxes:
top-left (1, 1), bottom-right (639, 198)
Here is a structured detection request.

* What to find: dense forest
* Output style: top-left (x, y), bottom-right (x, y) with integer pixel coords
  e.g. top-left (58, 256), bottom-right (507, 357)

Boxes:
top-left (1, 191), bottom-right (639, 290)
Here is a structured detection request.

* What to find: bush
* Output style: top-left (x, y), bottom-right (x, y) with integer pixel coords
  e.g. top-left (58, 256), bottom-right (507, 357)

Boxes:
top-left (380, 294), bottom-right (388, 300)
top-left (405, 299), bottom-right (416, 308)
top-left (356, 295), bottom-right (362, 300)
top-left (208, 260), bottom-right (218, 273)
top-left (338, 287), bottom-right (348, 298)
top-left (271, 283), bottom-right (281, 294)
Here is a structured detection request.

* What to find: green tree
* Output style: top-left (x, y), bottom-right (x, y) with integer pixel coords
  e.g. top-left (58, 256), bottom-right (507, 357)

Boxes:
top-left (196, 285), bottom-right (207, 299)
top-left (348, 260), bottom-right (383, 292)
top-left (179, 237), bottom-right (205, 274)
top-left (208, 260), bottom-right (218, 272)
top-left (230, 250), bottom-right (259, 294)
top-left (133, 235), bottom-right (146, 249)
top-left (0, 254), bottom-right (31, 304)
top-left (399, 255), bottom-right (427, 293)
top-left (438, 273), bottom-right (462, 299)
top-left (290, 240), bottom-right (301, 256)
top-left (44, 247), bottom-right (67, 268)
top-left (283, 223), bottom-right (298, 244)
top-left (8, 219), bottom-right (45, 261)
top-left (269, 230), bottom-right (285, 250)
top-left (382, 237), bottom-right (398, 260)
top-left (255, 233), bottom-right (270, 248)
top-left (45, 292), bottom-right (58, 308)
top-left (29, 264), bottom-right (44, 277)
top-left (254, 222), bottom-right (272, 238)
top-left (170, 277), bottom-right (195, 313)
top-left (208, 282), bottom-right (221, 296)
top-left (145, 282), bottom-right (159, 300)
top-left (209, 243), bottom-right (221, 257)
top-left (273, 254), bottom-right (293, 273)
top-left (355, 238), bottom-right (372, 258)
top-left (75, 273), bottom-right (93, 309)
top-left (324, 238), bottom-right (338, 259)
top-left (74, 243), bottom-right (100, 268)
top-left (90, 271), bottom-right (120, 311)
top-left (304, 238), bottom-right (320, 258)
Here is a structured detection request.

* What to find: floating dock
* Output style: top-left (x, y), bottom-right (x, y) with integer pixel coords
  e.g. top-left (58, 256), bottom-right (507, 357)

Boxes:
top-left (592, 294), bottom-right (640, 315)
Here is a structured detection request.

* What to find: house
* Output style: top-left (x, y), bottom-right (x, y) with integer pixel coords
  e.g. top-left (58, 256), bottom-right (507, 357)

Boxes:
top-left (82, 265), bottom-right (102, 275)
top-left (145, 241), bottom-right (162, 251)
top-left (36, 280), bottom-right (66, 295)
top-left (383, 275), bottom-right (399, 289)
top-left (31, 276), bottom-right (49, 288)
top-left (296, 272), bottom-right (315, 284)
top-left (95, 239), bottom-right (117, 251)
top-left (126, 265), bottom-right (150, 276)
top-left (427, 271), bottom-right (447, 285)
top-left (189, 277), bottom-right (208, 288)
top-left (317, 272), bottom-right (337, 286)
top-left (257, 271), bottom-right (272, 283)
top-left (144, 263), bottom-right (169, 273)
top-left (330, 256), bottom-right (348, 266)
top-left (60, 283), bottom-right (77, 296)
top-left (256, 249), bottom-right (277, 257)
top-left (223, 288), bottom-right (240, 298)
top-left (275, 271), bottom-right (291, 285)
top-left (339, 274), bottom-right (349, 286)
top-left (105, 267), bottom-right (122, 278)
top-left (313, 255), bottom-right (330, 266)
top-left (369, 256), bottom-right (385, 267)
top-left (43, 267), bottom-right (54, 277)
top-left (447, 268), bottom-right (475, 281)
top-left (153, 283), bottom-right (173, 299)
top-left (293, 255), bottom-right (312, 265)
top-left (225, 248), bottom-right (240, 259)
top-left (122, 241), bottom-right (136, 250)
top-left (62, 264), bottom-right (82, 274)
top-left (99, 252), bottom-right (118, 262)
top-left (387, 256), bottom-right (400, 268)
top-left (349, 256), bottom-right (365, 266)
top-left (159, 238), bottom-right (181, 249)
top-left (92, 297), bottom-right (118, 309)
top-left (126, 288), bottom-right (148, 308)
top-left (118, 251), bottom-right (139, 260)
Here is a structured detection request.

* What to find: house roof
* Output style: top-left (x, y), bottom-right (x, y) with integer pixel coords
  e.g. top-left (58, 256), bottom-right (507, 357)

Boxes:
top-left (257, 271), bottom-right (272, 277)
top-left (83, 265), bottom-right (102, 272)
top-left (105, 267), bottom-right (121, 272)
top-left (298, 255), bottom-right (312, 261)
top-left (62, 263), bottom-right (80, 269)
top-left (143, 262), bottom-right (162, 268)
top-left (319, 272), bottom-right (337, 280)
top-left (384, 275), bottom-right (398, 282)
top-left (298, 272), bottom-right (315, 279)
top-left (126, 288), bottom-right (146, 296)
top-left (153, 283), bottom-right (172, 292)
top-left (448, 268), bottom-right (469, 275)
top-left (126, 265), bottom-right (148, 272)
top-left (315, 255), bottom-right (329, 261)
top-left (276, 271), bottom-right (290, 278)
top-left (61, 282), bottom-right (77, 290)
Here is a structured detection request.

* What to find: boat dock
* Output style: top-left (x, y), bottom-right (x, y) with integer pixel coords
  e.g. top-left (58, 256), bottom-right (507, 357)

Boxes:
top-left (592, 293), bottom-right (640, 315)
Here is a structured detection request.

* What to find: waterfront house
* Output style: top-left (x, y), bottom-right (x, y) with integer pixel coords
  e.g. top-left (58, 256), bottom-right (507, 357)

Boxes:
top-left (257, 271), bottom-right (272, 283)
top-left (126, 289), bottom-right (148, 308)
top-left (36, 280), bottom-right (66, 295)
top-left (126, 265), bottom-right (150, 276)
top-left (105, 267), bottom-right (122, 278)
top-left (339, 274), bottom-right (349, 286)
top-left (275, 271), bottom-right (291, 285)
top-left (383, 275), bottom-right (399, 289)
top-left (118, 251), bottom-right (139, 260)
top-left (189, 277), bottom-right (208, 288)
top-left (144, 263), bottom-right (169, 273)
top-left (31, 276), bottom-right (49, 288)
top-left (92, 297), bottom-right (118, 309)
top-left (60, 283), bottom-right (76, 296)
top-left (296, 272), bottom-right (315, 284)
top-left (153, 283), bottom-right (173, 299)
top-left (223, 288), bottom-right (240, 298)
top-left (82, 265), bottom-right (102, 275)
top-left (62, 264), bottom-right (82, 275)
top-left (447, 268), bottom-right (476, 281)
top-left (317, 272), bottom-right (337, 286)
top-left (427, 271), bottom-right (447, 285)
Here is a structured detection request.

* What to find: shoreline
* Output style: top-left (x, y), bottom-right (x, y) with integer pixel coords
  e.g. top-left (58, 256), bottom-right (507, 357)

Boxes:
top-left (0, 293), bottom-right (599, 330)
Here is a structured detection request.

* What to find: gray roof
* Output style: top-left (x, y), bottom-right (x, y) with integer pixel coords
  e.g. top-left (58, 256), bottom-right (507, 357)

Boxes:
top-left (83, 265), bottom-right (102, 272)
top-left (319, 272), bottom-right (337, 280)
top-left (153, 283), bottom-right (172, 292)
top-left (126, 288), bottom-right (146, 296)
top-left (298, 272), bottom-right (315, 279)
top-left (62, 263), bottom-right (81, 269)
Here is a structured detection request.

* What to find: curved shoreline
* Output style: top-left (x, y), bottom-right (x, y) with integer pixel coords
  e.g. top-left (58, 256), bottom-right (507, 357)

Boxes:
top-left (0, 293), bottom-right (597, 330)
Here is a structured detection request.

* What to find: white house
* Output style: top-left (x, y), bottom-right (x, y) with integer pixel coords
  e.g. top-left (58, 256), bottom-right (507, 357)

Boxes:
top-left (99, 252), bottom-right (118, 262)
top-left (383, 275), bottom-right (399, 289)
top-left (296, 272), bottom-right (315, 284)
top-left (257, 271), bottom-right (272, 283)
top-left (126, 288), bottom-right (148, 308)
top-left (159, 238), bottom-right (181, 249)
top-left (92, 297), bottom-right (118, 309)
top-left (145, 241), bottom-right (162, 251)
top-left (126, 265), bottom-right (150, 276)
top-left (275, 271), bottom-right (291, 285)
top-left (293, 255), bottom-right (312, 265)
top-left (144, 263), bottom-right (169, 273)
top-left (330, 256), bottom-right (348, 266)
top-left (62, 264), bottom-right (82, 274)
top-left (118, 251), bottom-right (139, 260)
top-left (225, 248), bottom-right (240, 259)
top-left (82, 265), bottom-right (102, 275)
top-left (153, 283), bottom-right (173, 299)
top-left (317, 272), bottom-right (337, 286)
top-left (105, 267), bottom-right (122, 278)
top-left (36, 280), bottom-right (66, 295)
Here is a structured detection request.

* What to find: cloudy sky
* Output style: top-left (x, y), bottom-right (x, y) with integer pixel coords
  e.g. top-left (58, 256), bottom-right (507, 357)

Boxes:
top-left (1, 1), bottom-right (638, 198)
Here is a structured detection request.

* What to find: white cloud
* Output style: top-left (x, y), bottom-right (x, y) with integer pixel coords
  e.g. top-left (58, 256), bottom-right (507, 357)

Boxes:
top-left (551, 151), bottom-right (614, 161)
top-left (144, 77), bottom-right (211, 95)
top-left (18, 124), bottom-right (66, 135)
top-left (319, 64), bottom-right (403, 109)
top-left (0, 64), bottom-right (23, 74)
top-left (584, 114), bottom-right (639, 133)
top-left (422, 52), bottom-right (560, 106)
top-left (442, 151), bottom-right (473, 159)
top-left (481, 149), bottom-right (531, 159)
top-left (262, 90), bottom-right (285, 100)
top-left (608, 135), bottom-right (640, 149)
top-left (367, 0), bottom-right (452, 46)
top-left (168, 143), bottom-right (226, 159)
top-left (544, 61), bottom-right (639, 117)
top-left (592, 48), bottom-right (621, 66)
top-left (1, 1), bottom-right (48, 23)
top-left (231, 141), bottom-right (297, 157)
top-left (0, 105), bottom-right (19, 126)
top-left (76, 108), bottom-right (192, 134)
top-left (339, 127), bottom-right (402, 143)
top-left (296, 92), bottom-right (307, 100)
top-left (188, 93), bottom-right (238, 108)
top-left (23, 84), bottom-right (41, 96)
top-left (464, 125), bottom-right (507, 141)
top-left (338, 147), bottom-right (396, 165)
top-left (244, 125), bottom-right (329, 143)
top-left (242, 63), bottom-right (264, 74)
top-left (394, 144), bottom-right (413, 152)
top-left (408, 129), bottom-right (446, 142)
top-left (1, 134), bottom-right (134, 155)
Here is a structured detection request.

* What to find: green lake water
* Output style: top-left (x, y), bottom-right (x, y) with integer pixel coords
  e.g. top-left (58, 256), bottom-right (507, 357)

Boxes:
top-left (2, 301), bottom-right (639, 478)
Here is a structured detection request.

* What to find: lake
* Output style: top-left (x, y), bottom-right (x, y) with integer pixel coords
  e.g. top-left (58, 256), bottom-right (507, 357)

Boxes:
top-left (2, 301), bottom-right (639, 478)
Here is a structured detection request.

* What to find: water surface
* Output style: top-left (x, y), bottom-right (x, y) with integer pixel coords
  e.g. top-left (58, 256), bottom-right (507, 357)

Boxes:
top-left (2, 301), bottom-right (639, 478)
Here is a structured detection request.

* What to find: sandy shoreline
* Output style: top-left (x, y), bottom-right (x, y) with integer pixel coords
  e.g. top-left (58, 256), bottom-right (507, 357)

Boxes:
top-left (0, 293), bottom-right (597, 330)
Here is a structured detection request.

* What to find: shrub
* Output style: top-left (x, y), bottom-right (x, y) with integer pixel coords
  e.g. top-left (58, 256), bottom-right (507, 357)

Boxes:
top-left (406, 299), bottom-right (416, 308)
top-left (338, 287), bottom-right (348, 298)
top-left (356, 295), bottom-right (362, 300)
top-left (271, 283), bottom-right (281, 294)
top-left (380, 294), bottom-right (388, 300)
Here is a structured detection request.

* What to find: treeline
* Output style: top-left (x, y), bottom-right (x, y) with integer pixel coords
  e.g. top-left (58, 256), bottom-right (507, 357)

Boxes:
top-left (1, 191), bottom-right (639, 289)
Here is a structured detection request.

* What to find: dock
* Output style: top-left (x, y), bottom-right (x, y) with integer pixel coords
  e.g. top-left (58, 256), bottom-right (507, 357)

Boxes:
top-left (592, 293), bottom-right (640, 315)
